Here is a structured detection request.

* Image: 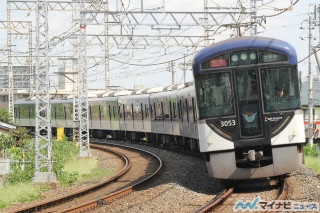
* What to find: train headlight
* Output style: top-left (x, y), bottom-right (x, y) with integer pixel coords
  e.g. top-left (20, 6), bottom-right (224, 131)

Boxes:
top-left (240, 53), bottom-right (247, 60)
top-left (249, 52), bottom-right (257, 60)
top-left (231, 54), bottom-right (239, 62)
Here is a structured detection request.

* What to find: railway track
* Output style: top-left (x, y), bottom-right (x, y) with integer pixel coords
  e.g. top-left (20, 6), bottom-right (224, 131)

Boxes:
top-left (193, 177), bottom-right (289, 213)
top-left (9, 142), bottom-right (162, 213)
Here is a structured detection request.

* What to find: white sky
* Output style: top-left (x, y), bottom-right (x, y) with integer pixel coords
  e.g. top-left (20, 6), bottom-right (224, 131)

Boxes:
top-left (0, 0), bottom-right (319, 90)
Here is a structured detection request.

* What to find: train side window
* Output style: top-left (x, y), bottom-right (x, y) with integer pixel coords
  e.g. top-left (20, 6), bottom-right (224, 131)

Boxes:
top-left (123, 104), bottom-right (126, 120)
top-left (89, 106), bottom-right (92, 120)
top-left (141, 103), bottom-right (144, 120)
top-left (113, 106), bottom-right (116, 119)
top-left (160, 102), bottom-right (164, 120)
top-left (98, 105), bottom-right (101, 120)
top-left (144, 104), bottom-right (148, 119)
top-left (131, 104), bottom-right (134, 120)
top-left (153, 103), bottom-right (157, 120)
top-left (108, 105), bottom-right (112, 120)
top-left (155, 102), bottom-right (162, 120)
top-left (53, 106), bottom-right (56, 119)
top-left (169, 101), bottom-right (173, 121)
top-left (185, 99), bottom-right (189, 122)
top-left (163, 100), bottom-right (169, 119)
top-left (177, 101), bottom-right (181, 120)
top-left (15, 107), bottom-right (19, 119)
top-left (62, 106), bottom-right (67, 119)
top-left (191, 98), bottom-right (196, 122)
top-left (118, 106), bottom-right (122, 119)
top-left (172, 102), bottom-right (177, 119)
top-left (30, 106), bottom-right (35, 118)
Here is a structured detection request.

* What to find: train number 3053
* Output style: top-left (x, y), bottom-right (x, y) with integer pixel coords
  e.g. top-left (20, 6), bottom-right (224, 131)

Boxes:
top-left (220, 120), bottom-right (236, 127)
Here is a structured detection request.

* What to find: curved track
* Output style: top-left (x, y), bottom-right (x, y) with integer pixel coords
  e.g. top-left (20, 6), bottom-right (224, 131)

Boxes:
top-left (9, 143), bottom-right (162, 213)
top-left (193, 177), bottom-right (289, 213)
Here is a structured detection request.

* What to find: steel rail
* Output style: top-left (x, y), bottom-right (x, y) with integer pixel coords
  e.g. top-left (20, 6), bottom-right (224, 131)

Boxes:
top-left (54, 141), bottom-right (163, 213)
top-left (267, 177), bottom-right (289, 213)
top-left (193, 187), bottom-right (234, 213)
top-left (10, 144), bottom-right (131, 213)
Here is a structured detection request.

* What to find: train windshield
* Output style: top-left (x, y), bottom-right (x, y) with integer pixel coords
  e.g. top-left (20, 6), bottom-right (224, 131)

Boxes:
top-left (261, 67), bottom-right (301, 112)
top-left (195, 72), bottom-right (233, 118)
top-left (235, 70), bottom-right (262, 136)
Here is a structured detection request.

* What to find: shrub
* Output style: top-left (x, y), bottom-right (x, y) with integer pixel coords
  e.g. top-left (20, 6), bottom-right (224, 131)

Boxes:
top-left (0, 109), bottom-right (12, 123)
top-left (304, 143), bottom-right (319, 157)
top-left (5, 137), bottom-right (79, 186)
top-left (5, 140), bottom-right (35, 184)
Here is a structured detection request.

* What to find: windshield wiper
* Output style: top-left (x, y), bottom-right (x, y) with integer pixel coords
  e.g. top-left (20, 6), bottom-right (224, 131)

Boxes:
top-left (269, 100), bottom-right (283, 116)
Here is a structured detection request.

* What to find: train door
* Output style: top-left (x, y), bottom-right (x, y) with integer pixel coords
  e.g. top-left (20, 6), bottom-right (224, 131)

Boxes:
top-left (234, 69), bottom-right (263, 138)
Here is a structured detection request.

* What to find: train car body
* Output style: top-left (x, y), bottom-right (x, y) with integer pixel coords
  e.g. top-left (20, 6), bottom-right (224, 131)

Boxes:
top-left (149, 90), bottom-right (180, 136)
top-left (14, 99), bottom-right (36, 127)
top-left (176, 86), bottom-right (198, 140)
top-left (192, 36), bottom-right (305, 179)
top-left (51, 99), bottom-right (73, 128)
top-left (118, 94), bottom-right (151, 140)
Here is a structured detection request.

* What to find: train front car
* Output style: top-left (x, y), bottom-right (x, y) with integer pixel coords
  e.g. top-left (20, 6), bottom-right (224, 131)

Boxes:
top-left (192, 36), bottom-right (305, 180)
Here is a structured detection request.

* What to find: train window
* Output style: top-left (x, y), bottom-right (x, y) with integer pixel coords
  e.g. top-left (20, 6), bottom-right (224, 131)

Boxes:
top-left (259, 50), bottom-right (288, 63)
top-left (169, 101), bottom-right (173, 121)
top-left (172, 102), bottom-right (177, 119)
top-left (31, 106), bottom-right (35, 118)
top-left (133, 104), bottom-right (139, 120)
top-left (160, 102), bottom-right (164, 120)
top-left (131, 104), bottom-right (134, 120)
top-left (144, 104), bottom-right (149, 119)
top-left (64, 106), bottom-right (67, 119)
top-left (119, 105), bottom-right (122, 119)
top-left (185, 99), bottom-right (189, 122)
top-left (108, 105), bottom-right (112, 120)
top-left (113, 106), bottom-right (116, 119)
top-left (261, 67), bottom-right (301, 112)
top-left (89, 106), bottom-right (92, 120)
top-left (192, 98), bottom-right (196, 122)
top-left (179, 100), bottom-right (183, 121)
top-left (122, 104), bottom-right (126, 120)
top-left (235, 70), bottom-right (262, 136)
top-left (195, 72), bottom-right (233, 118)
top-left (98, 105), bottom-right (101, 120)
top-left (163, 101), bottom-right (170, 119)
top-left (140, 103), bottom-right (144, 120)
top-left (153, 103), bottom-right (156, 120)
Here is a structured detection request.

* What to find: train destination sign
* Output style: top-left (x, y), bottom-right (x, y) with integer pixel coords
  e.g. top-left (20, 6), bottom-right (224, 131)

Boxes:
top-left (209, 58), bottom-right (227, 68)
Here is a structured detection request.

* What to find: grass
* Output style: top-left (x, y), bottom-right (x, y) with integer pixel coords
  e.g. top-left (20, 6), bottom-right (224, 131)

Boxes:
top-left (304, 156), bottom-right (320, 174)
top-left (0, 157), bottom-right (115, 209)
top-left (62, 157), bottom-right (114, 182)
top-left (0, 182), bottom-right (49, 208)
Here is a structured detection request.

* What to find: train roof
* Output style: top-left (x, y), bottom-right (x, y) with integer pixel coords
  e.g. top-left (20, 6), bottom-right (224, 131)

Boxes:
top-left (192, 36), bottom-right (297, 74)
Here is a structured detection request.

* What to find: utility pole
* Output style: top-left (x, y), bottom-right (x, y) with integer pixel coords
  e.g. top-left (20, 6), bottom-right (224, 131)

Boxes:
top-left (104, 1), bottom-right (110, 91)
top-left (183, 54), bottom-right (186, 83)
top-left (169, 61), bottom-right (175, 85)
top-left (33, 0), bottom-right (56, 182)
top-left (6, 5), bottom-right (14, 122)
top-left (308, 6), bottom-right (314, 147)
top-left (78, 0), bottom-right (91, 157)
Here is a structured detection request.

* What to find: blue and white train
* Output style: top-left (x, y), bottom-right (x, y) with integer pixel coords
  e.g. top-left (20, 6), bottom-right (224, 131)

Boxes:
top-left (14, 36), bottom-right (305, 180)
